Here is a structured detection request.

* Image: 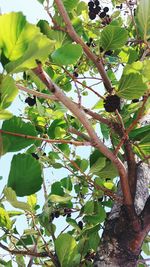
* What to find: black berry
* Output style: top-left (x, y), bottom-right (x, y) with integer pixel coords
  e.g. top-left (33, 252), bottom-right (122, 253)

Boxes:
top-left (54, 211), bottom-right (60, 218)
top-left (25, 96), bottom-right (36, 106)
top-left (78, 221), bottom-right (83, 230)
top-left (132, 99), bottom-right (139, 103)
top-left (103, 7), bottom-right (109, 13)
top-left (31, 153), bottom-right (39, 160)
top-left (103, 95), bottom-right (121, 113)
top-left (89, 12), bottom-right (96, 20)
top-left (95, 0), bottom-right (100, 6)
top-left (73, 71), bottom-right (78, 77)
top-left (99, 12), bottom-right (106, 18)
top-left (105, 50), bottom-right (113, 56)
top-left (94, 6), bottom-right (101, 14)
top-left (88, 1), bottom-right (94, 8)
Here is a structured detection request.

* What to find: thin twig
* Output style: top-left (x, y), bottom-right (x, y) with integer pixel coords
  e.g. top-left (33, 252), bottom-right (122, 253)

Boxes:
top-left (0, 129), bottom-right (90, 147)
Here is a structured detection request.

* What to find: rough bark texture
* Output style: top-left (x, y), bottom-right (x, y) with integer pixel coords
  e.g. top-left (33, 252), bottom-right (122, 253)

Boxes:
top-left (94, 163), bottom-right (150, 267)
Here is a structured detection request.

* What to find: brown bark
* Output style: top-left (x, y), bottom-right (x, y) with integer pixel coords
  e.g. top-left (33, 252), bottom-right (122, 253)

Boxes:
top-left (94, 163), bottom-right (150, 267)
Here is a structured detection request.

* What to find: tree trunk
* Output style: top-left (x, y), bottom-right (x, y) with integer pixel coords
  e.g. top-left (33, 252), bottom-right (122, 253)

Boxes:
top-left (94, 163), bottom-right (150, 267)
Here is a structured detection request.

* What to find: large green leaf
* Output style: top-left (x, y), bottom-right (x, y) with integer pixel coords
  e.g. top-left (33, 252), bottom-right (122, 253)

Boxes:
top-left (101, 25), bottom-right (128, 50)
top-left (0, 75), bottom-right (18, 109)
top-left (135, 0), bottom-right (150, 40)
top-left (117, 73), bottom-right (148, 100)
top-left (7, 153), bottom-right (42, 196)
top-left (0, 12), bottom-right (54, 73)
top-left (51, 44), bottom-right (82, 65)
top-left (1, 116), bottom-right (37, 155)
top-left (63, 0), bottom-right (79, 11)
top-left (55, 233), bottom-right (80, 267)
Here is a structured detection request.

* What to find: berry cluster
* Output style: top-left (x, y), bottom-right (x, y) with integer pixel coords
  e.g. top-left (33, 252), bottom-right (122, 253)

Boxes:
top-left (88, 0), bottom-right (110, 24)
top-left (88, 0), bottom-right (101, 20)
top-left (103, 95), bottom-right (121, 113)
top-left (25, 96), bottom-right (36, 106)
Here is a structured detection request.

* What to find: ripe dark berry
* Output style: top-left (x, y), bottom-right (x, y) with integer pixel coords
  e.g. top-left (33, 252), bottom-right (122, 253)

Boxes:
top-left (78, 221), bottom-right (83, 230)
top-left (94, 6), bottom-right (101, 14)
top-left (73, 71), bottom-right (78, 77)
top-left (105, 50), bottom-right (113, 56)
top-left (103, 7), bottom-right (109, 13)
top-left (132, 99), bottom-right (139, 103)
top-left (31, 153), bottom-right (39, 160)
top-left (103, 95), bottom-right (121, 113)
top-left (98, 197), bottom-right (103, 202)
top-left (100, 47), bottom-right (104, 52)
top-left (25, 96), bottom-right (36, 106)
top-left (99, 12), bottom-right (106, 18)
top-left (89, 12), bottom-right (96, 20)
top-left (54, 211), bottom-right (60, 218)
top-left (88, 1), bottom-right (94, 8)
top-left (95, 0), bottom-right (100, 6)
top-left (67, 213), bottom-right (71, 218)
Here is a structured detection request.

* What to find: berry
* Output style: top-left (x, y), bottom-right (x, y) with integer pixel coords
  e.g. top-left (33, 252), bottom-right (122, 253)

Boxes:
top-left (78, 221), bottom-right (83, 230)
top-left (103, 7), bottom-right (109, 13)
top-left (54, 211), bottom-right (60, 218)
top-left (98, 197), bottom-right (103, 202)
top-left (25, 96), bottom-right (36, 106)
top-left (89, 12), bottom-right (96, 20)
top-left (95, 0), bottom-right (100, 6)
top-left (31, 153), bottom-right (39, 160)
top-left (103, 95), bottom-right (121, 113)
top-left (88, 1), bottom-right (94, 8)
top-left (73, 71), bottom-right (78, 77)
top-left (94, 6), bottom-right (101, 14)
top-left (100, 47), bottom-right (104, 52)
top-left (67, 213), bottom-right (71, 218)
top-left (132, 99), bottom-right (139, 103)
top-left (105, 50), bottom-right (113, 56)
top-left (99, 11), bottom-right (106, 18)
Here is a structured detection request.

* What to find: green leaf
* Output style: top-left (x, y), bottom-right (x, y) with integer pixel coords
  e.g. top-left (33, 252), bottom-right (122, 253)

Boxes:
top-left (7, 153), bottom-right (42, 196)
top-left (0, 207), bottom-right (12, 229)
top-left (0, 75), bottom-right (18, 109)
top-left (37, 0), bottom-right (45, 4)
top-left (97, 160), bottom-right (118, 179)
top-left (117, 73), bottom-right (147, 100)
top-left (101, 25), bottom-right (128, 50)
top-left (4, 187), bottom-right (31, 211)
top-left (0, 12), bottom-right (54, 73)
top-left (84, 201), bottom-right (94, 214)
top-left (63, 0), bottom-right (79, 11)
top-left (1, 116), bottom-right (37, 155)
top-left (0, 109), bottom-right (13, 120)
top-left (66, 217), bottom-right (81, 232)
top-left (129, 125), bottom-right (150, 141)
top-left (142, 242), bottom-right (150, 255)
top-left (61, 177), bottom-right (72, 191)
top-left (55, 233), bottom-right (79, 267)
top-left (135, 0), bottom-right (150, 40)
top-left (89, 157), bottom-right (106, 174)
top-left (51, 44), bottom-right (82, 65)
top-left (49, 194), bottom-right (72, 203)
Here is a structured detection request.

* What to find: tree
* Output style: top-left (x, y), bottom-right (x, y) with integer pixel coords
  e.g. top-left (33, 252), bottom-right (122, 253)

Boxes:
top-left (0, 0), bottom-right (149, 266)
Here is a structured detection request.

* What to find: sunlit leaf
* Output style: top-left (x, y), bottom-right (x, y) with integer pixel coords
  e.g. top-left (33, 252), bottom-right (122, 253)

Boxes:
top-left (4, 187), bottom-right (31, 211)
top-left (135, 0), bottom-right (150, 40)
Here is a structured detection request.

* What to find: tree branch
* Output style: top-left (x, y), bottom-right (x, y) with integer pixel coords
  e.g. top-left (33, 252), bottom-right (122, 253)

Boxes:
top-left (32, 63), bottom-right (133, 206)
top-left (54, 0), bottom-right (113, 93)
top-left (0, 242), bottom-right (49, 258)
top-left (0, 129), bottom-right (90, 147)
